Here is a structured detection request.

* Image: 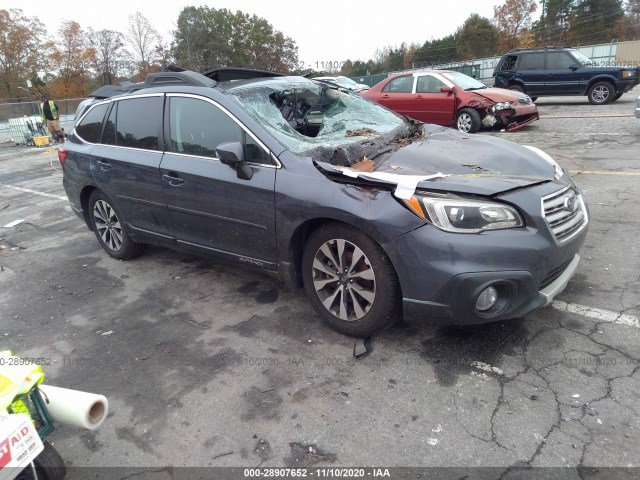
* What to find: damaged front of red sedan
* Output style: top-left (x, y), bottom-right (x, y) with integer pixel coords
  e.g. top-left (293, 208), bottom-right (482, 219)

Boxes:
top-left (360, 70), bottom-right (539, 134)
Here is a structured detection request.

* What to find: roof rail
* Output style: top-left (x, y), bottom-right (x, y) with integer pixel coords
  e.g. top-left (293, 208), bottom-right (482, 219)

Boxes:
top-left (143, 70), bottom-right (216, 88)
top-left (508, 46), bottom-right (570, 52)
top-left (203, 67), bottom-right (285, 82)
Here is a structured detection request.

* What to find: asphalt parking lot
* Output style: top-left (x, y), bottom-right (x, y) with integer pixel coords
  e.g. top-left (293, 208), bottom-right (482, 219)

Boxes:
top-left (1, 91), bottom-right (639, 477)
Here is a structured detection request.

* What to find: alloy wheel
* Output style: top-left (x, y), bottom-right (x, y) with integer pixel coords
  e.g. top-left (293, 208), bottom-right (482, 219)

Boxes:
top-left (592, 85), bottom-right (610, 103)
top-left (311, 239), bottom-right (376, 321)
top-left (93, 200), bottom-right (123, 252)
top-left (457, 113), bottom-right (472, 133)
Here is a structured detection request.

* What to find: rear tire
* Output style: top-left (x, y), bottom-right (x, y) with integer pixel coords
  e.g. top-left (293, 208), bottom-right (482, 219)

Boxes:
top-left (587, 81), bottom-right (614, 105)
top-left (301, 223), bottom-right (399, 337)
top-left (88, 190), bottom-right (145, 260)
top-left (456, 108), bottom-right (481, 134)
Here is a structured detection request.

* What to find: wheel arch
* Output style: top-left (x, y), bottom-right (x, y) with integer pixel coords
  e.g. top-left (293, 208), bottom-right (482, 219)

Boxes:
top-left (584, 76), bottom-right (617, 94)
top-left (286, 217), bottom-right (400, 292)
top-left (80, 184), bottom-right (98, 230)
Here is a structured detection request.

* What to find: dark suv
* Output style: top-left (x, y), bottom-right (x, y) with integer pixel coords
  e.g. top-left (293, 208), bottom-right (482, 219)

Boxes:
top-left (494, 46), bottom-right (639, 104)
top-left (60, 68), bottom-right (589, 337)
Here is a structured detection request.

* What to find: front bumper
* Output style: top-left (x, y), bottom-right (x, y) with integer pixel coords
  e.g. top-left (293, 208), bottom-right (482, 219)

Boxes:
top-left (489, 104), bottom-right (539, 131)
top-left (382, 180), bottom-right (588, 325)
top-left (505, 104), bottom-right (539, 131)
top-left (401, 254), bottom-right (580, 325)
top-left (615, 79), bottom-right (638, 93)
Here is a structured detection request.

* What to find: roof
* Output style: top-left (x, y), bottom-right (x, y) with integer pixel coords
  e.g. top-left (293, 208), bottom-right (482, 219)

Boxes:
top-left (507, 46), bottom-right (572, 53)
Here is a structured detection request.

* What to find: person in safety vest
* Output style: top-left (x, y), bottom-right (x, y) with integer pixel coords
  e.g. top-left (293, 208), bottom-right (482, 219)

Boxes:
top-left (40, 95), bottom-right (65, 142)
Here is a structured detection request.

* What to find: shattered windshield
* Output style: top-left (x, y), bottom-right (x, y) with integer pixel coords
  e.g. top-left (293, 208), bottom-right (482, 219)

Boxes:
top-left (227, 78), bottom-right (412, 163)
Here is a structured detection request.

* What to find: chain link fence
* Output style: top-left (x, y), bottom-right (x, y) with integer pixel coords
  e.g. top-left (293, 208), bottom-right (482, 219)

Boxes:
top-left (0, 98), bottom-right (86, 145)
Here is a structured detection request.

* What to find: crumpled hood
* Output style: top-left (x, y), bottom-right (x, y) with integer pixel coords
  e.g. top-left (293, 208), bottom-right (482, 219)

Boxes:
top-left (374, 125), bottom-right (557, 196)
top-left (471, 87), bottom-right (529, 103)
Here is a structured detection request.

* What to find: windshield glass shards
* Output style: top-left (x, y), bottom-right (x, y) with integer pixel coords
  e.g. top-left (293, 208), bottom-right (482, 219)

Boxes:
top-left (228, 78), bottom-right (414, 164)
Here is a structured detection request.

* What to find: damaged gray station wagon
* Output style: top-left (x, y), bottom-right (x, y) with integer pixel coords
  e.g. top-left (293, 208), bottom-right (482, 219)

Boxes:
top-left (60, 68), bottom-right (589, 337)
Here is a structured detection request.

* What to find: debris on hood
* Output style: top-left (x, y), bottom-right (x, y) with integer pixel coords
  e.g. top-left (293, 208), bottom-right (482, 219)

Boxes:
top-left (316, 160), bottom-right (448, 200)
top-left (346, 128), bottom-right (376, 137)
top-left (351, 157), bottom-right (374, 172)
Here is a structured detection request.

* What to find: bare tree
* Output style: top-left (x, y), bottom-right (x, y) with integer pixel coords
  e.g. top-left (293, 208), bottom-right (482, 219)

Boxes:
top-left (126, 12), bottom-right (162, 79)
top-left (89, 29), bottom-right (126, 85)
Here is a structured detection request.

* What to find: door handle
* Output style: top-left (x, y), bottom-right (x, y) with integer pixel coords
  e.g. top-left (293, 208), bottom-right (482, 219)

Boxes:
top-left (162, 173), bottom-right (184, 186)
top-left (382, 94), bottom-right (389, 98)
top-left (417, 95), bottom-right (423, 99)
top-left (96, 159), bottom-right (111, 170)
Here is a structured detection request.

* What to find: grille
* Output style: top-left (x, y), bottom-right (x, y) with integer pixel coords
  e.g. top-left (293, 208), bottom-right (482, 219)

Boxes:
top-left (542, 186), bottom-right (588, 243)
top-left (518, 96), bottom-right (532, 105)
top-left (539, 258), bottom-right (573, 289)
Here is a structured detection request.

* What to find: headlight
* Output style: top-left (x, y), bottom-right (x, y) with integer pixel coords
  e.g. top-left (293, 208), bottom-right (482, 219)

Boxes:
top-left (621, 70), bottom-right (637, 79)
top-left (492, 102), bottom-right (513, 111)
top-left (402, 194), bottom-right (524, 233)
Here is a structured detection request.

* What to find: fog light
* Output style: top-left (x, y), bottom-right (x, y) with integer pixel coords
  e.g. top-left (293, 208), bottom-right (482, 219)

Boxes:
top-left (476, 286), bottom-right (498, 311)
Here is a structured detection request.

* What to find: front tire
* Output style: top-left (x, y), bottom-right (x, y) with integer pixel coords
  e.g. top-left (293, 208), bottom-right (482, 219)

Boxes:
top-left (301, 223), bottom-right (399, 337)
top-left (456, 108), bottom-right (481, 134)
top-left (588, 81), bottom-right (614, 105)
top-left (88, 190), bottom-right (145, 260)
top-left (18, 441), bottom-right (66, 480)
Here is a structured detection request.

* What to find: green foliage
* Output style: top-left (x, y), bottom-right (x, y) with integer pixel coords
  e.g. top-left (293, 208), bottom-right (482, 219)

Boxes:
top-left (172, 6), bottom-right (298, 73)
top-left (0, 9), bottom-right (47, 100)
top-left (456, 14), bottom-right (500, 59)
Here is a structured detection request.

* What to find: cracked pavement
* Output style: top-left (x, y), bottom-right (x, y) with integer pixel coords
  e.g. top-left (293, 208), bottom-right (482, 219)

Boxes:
top-left (0, 92), bottom-right (639, 476)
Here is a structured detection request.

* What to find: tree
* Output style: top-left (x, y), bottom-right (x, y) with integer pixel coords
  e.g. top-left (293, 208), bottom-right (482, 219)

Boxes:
top-left (533, 0), bottom-right (574, 44)
top-left (456, 14), bottom-right (500, 59)
top-left (569, 0), bottom-right (625, 44)
top-left (48, 20), bottom-right (95, 98)
top-left (89, 29), bottom-right (126, 85)
top-left (339, 59), bottom-right (353, 76)
top-left (412, 34), bottom-right (458, 67)
top-left (172, 6), bottom-right (298, 73)
top-left (126, 12), bottom-right (162, 80)
top-left (404, 43), bottom-right (418, 69)
top-left (492, 0), bottom-right (538, 50)
top-left (0, 9), bottom-right (46, 101)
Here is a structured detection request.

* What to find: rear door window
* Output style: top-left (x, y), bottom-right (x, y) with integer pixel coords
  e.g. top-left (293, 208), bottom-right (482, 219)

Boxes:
top-left (382, 76), bottom-right (414, 93)
top-left (75, 103), bottom-right (109, 143)
top-left (416, 75), bottom-right (446, 93)
top-left (546, 52), bottom-right (575, 69)
top-left (521, 53), bottom-right (545, 70)
top-left (115, 96), bottom-right (163, 150)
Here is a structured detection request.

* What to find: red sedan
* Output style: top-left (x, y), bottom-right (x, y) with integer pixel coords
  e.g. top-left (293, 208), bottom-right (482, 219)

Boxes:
top-left (360, 70), bottom-right (539, 133)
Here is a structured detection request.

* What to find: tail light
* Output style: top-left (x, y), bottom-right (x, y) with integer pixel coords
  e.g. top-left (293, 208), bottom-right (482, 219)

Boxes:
top-left (58, 146), bottom-right (68, 167)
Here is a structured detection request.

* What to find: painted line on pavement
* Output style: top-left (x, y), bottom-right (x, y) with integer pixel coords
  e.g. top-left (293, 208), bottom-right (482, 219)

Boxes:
top-left (552, 300), bottom-right (640, 329)
top-left (541, 114), bottom-right (635, 119)
top-left (569, 170), bottom-right (640, 176)
top-left (0, 183), bottom-right (67, 201)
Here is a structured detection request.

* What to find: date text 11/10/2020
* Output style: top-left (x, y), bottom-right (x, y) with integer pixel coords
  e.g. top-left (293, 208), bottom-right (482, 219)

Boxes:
top-left (299, 61), bottom-right (346, 71)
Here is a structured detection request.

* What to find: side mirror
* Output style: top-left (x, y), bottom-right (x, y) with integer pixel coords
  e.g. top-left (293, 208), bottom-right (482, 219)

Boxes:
top-left (216, 141), bottom-right (253, 180)
top-left (569, 64), bottom-right (579, 71)
top-left (440, 86), bottom-right (454, 93)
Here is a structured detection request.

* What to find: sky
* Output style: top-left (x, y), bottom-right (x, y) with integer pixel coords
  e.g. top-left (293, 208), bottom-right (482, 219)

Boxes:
top-left (5, 0), bottom-right (502, 67)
